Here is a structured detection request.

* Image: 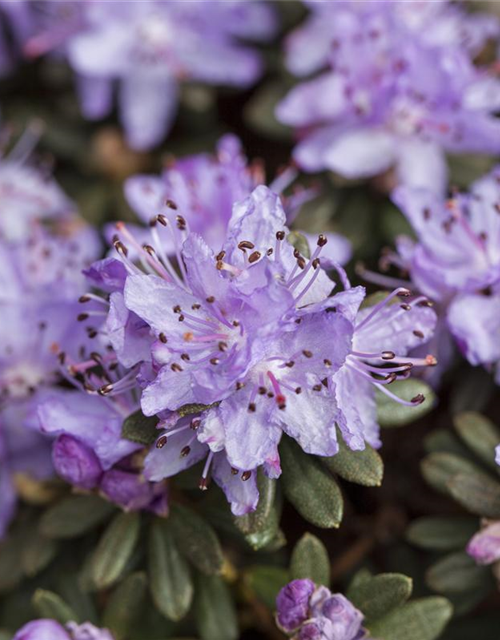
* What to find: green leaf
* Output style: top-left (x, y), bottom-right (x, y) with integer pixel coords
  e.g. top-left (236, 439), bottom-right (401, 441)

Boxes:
top-left (290, 533), bottom-right (330, 586)
top-left (426, 552), bottom-right (491, 594)
top-left (103, 572), bottom-right (147, 639)
top-left (424, 429), bottom-right (470, 457)
top-left (244, 565), bottom-right (290, 609)
top-left (447, 472), bottom-right (500, 518)
top-left (377, 379), bottom-right (435, 427)
top-left (122, 409), bottom-right (158, 445)
top-left (421, 452), bottom-right (483, 495)
top-left (21, 530), bottom-right (58, 577)
top-left (368, 597), bottom-right (453, 640)
top-left (195, 574), bottom-right (238, 640)
top-left (454, 412), bottom-right (500, 471)
top-left (149, 519), bottom-right (193, 621)
top-left (348, 573), bottom-right (412, 622)
top-left (177, 401), bottom-right (220, 418)
top-left (234, 470), bottom-right (277, 535)
top-left (40, 495), bottom-right (116, 539)
top-left (0, 536), bottom-right (24, 592)
top-left (170, 504), bottom-right (224, 576)
top-left (89, 511), bottom-right (141, 589)
top-left (407, 517), bottom-right (478, 551)
top-left (32, 589), bottom-right (77, 624)
top-left (280, 438), bottom-right (344, 528)
top-left (321, 439), bottom-right (384, 487)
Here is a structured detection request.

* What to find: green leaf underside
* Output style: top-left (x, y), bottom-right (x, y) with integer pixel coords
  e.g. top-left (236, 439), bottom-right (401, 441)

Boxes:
top-left (377, 379), bottom-right (436, 427)
top-left (407, 517), bottom-right (478, 551)
top-left (447, 472), bottom-right (500, 518)
top-left (280, 438), bottom-right (344, 528)
top-left (321, 438), bottom-right (383, 487)
top-left (348, 573), bottom-right (413, 622)
top-left (426, 552), bottom-right (492, 594)
top-left (453, 411), bottom-right (500, 471)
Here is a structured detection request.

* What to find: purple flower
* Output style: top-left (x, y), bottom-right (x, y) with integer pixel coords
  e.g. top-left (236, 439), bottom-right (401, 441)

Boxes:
top-left (276, 580), bottom-right (365, 640)
top-left (467, 520), bottom-right (500, 566)
top-left (52, 434), bottom-right (103, 490)
top-left (13, 619), bottom-right (114, 640)
top-left (97, 184), bottom-right (436, 514)
top-left (389, 166), bottom-right (500, 382)
top-left (277, 1), bottom-right (500, 194)
top-left (27, 2), bottom-right (277, 150)
top-left (0, 0), bottom-right (33, 77)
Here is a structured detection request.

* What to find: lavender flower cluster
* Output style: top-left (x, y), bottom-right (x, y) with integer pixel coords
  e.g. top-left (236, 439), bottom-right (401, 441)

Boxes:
top-left (1, 1), bottom-right (500, 638)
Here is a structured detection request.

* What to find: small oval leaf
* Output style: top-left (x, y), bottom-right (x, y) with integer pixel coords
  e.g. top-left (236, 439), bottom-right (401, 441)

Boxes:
top-left (40, 495), bottom-right (116, 539)
top-left (321, 440), bottom-right (383, 487)
top-left (195, 574), bottom-right (238, 640)
top-left (421, 452), bottom-right (483, 495)
top-left (290, 533), bottom-right (330, 586)
top-left (367, 597), bottom-right (453, 640)
top-left (103, 572), bottom-right (147, 638)
top-left (281, 438), bottom-right (343, 529)
top-left (454, 412), bottom-right (500, 471)
top-left (377, 379), bottom-right (435, 427)
top-left (32, 589), bottom-right (77, 624)
top-left (348, 573), bottom-right (412, 622)
top-left (407, 517), bottom-right (478, 551)
top-left (447, 472), bottom-right (500, 518)
top-left (426, 552), bottom-right (492, 594)
top-left (90, 511), bottom-right (141, 589)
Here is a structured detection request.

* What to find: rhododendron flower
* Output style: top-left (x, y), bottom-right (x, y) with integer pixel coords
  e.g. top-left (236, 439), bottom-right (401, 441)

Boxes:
top-left (276, 579), bottom-right (366, 640)
top-left (13, 619), bottom-right (114, 640)
top-left (277, 1), bottom-right (500, 194)
top-left (467, 520), bottom-right (500, 566)
top-left (87, 185), bottom-right (436, 514)
top-left (385, 166), bottom-right (500, 383)
top-left (26, 1), bottom-right (277, 150)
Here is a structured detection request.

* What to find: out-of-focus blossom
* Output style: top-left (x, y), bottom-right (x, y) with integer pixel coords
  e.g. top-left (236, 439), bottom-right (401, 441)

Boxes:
top-left (0, 131), bottom-right (101, 537)
top-left (467, 520), bottom-right (500, 566)
top-left (276, 579), bottom-right (366, 640)
top-left (389, 166), bottom-right (500, 382)
top-left (13, 619), bottom-right (114, 640)
top-left (277, 1), bottom-right (500, 194)
top-left (26, 1), bottom-right (277, 150)
top-left (123, 134), bottom-right (351, 264)
top-left (94, 184), bottom-right (436, 514)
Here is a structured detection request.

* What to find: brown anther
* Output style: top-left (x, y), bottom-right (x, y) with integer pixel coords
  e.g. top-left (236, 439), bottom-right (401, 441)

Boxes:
top-left (87, 329), bottom-right (98, 339)
top-left (206, 296), bottom-right (215, 303)
top-left (180, 353), bottom-right (190, 361)
top-left (411, 394), bottom-right (425, 405)
top-left (173, 305), bottom-right (181, 313)
top-left (176, 215), bottom-right (186, 230)
top-left (98, 383), bottom-right (113, 396)
top-left (400, 303), bottom-right (411, 311)
top-left (302, 350), bottom-right (313, 358)
top-left (192, 303), bottom-right (201, 310)
top-left (113, 240), bottom-right (128, 256)
top-left (384, 373), bottom-right (397, 383)
top-left (417, 300), bottom-right (434, 307)
top-left (312, 384), bottom-right (322, 392)
top-left (171, 363), bottom-right (183, 372)
top-left (218, 341), bottom-right (228, 352)
top-left (199, 477), bottom-right (209, 491)
top-left (324, 359), bottom-right (332, 367)
top-left (312, 258), bottom-right (320, 269)
top-left (293, 248), bottom-right (300, 258)
top-left (216, 251), bottom-right (226, 261)
top-left (277, 394), bottom-right (286, 410)
top-left (238, 240), bottom-right (255, 251)
top-left (232, 320), bottom-right (240, 327)
top-left (143, 244), bottom-right (155, 255)
top-left (317, 234), bottom-right (327, 247)
top-left (248, 251), bottom-right (261, 264)
top-left (216, 261), bottom-right (224, 270)
top-left (285, 361), bottom-right (295, 368)
top-left (149, 216), bottom-right (158, 227)
top-left (180, 446), bottom-right (191, 457)
top-left (382, 351), bottom-right (396, 360)
top-left (276, 231), bottom-right (285, 241)
top-left (321, 378), bottom-right (329, 388)
top-left (156, 435), bottom-right (168, 449)
top-left (267, 392), bottom-right (274, 398)
top-left (157, 214), bottom-right (168, 226)
top-left (230, 467), bottom-right (239, 476)
top-left (241, 471), bottom-right (252, 481)
top-left (166, 199), bottom-right (178, 210)
top-left (266, 248), bottom-right (273, 256)
top-left (236, 381), bottom-right (245, 390)
top-left (159, 333), bottom-right (168, 343)
top-left (178, 314), bottom-right (185, 322)
top-left (412, 330), bottom-right (424, 338)
top-left (398, 288), bottom-right (412, 297)
top-left (248, 402), bottom-right (256, 412)
top-left (79, 295), bottom-right (91, 303)
top-left (297, 256), bottom-right (306, 269)
top-left (295, 387), bottom-right (302, 394)
top-left (209, 357), bottom-right (220, 365)
top-left (494, 203), bottom-right (500, 214)
top-left (423, 207), bottom-right (431, 220)
top-left (191, 418), bottom-right (201, 430)
top-left (258, 387), bottom-right (267, 395)
top-left (77, 313), bottom-right (89, 322)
